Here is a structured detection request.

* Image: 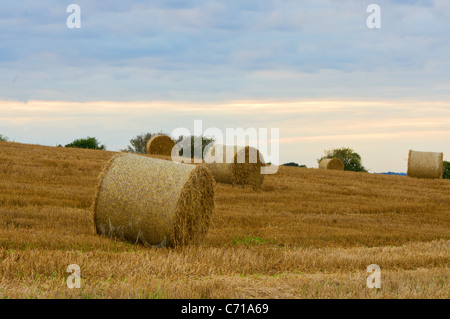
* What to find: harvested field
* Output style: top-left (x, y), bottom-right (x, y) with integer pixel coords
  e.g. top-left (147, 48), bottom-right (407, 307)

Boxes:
top-left (0, 142), bottom-right (449, 298)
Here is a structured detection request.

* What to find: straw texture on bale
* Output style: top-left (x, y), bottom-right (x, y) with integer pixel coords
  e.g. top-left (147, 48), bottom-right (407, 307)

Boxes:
top-left (93, 153), bottom-right (214, 247)
top-left (319, 158), bottom-right (345, 171)
top-left (145, 153), bottom-right (198, 164)
top-left (407, 150), bottom-right (444, 179)
top-left (146, 135), bottom-right (176, 156)
top-left (204, 145), bottom-right (265, 189)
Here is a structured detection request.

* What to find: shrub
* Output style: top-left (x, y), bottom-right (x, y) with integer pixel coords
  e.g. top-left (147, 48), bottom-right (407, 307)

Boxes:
top-left (318, 147), bottom-right (368, 172)
top-left (122, 132), bottom-right (168, 154)
top-left (65, 137), bottom-right (106, 150)
top-left (175, 135), bottom-right (215, 159)
top-left (444, 161), bottom-right (450, 179)
top-left (282, 162), bottom-right (306, 168)
top-left (123, 133), bottom-right (215, 159)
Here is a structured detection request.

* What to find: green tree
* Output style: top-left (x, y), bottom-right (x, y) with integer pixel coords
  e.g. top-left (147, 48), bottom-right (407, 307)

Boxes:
top-left (0, 134), bottom-right (8, 142)
top-left (123, 132), bottom-right (215, 158)
top-left (318, 147), bottom-right (368, 172)
top-left (122, 131), bottom-right (169, 154)
top-left (65, 137), bottom-right (106, 150)
top-left (444, 161), bottom-right (450, 179)
top-left (175, 135), bottom-right (215, 159)
top-left (282, 162), bottom-right (306, 168)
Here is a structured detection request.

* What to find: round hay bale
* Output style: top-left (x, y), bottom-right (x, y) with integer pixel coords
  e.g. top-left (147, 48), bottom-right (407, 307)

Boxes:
top-left (93, 153), bottom-right (214, 247)
top-left (319, 158), bottom-right (345, 171)
top-left (204, 145), bottom-right (265, 189)
top-left (146, 135), bottom-right (176, 156)
top-left (407, 150), bottom-right (443, 179)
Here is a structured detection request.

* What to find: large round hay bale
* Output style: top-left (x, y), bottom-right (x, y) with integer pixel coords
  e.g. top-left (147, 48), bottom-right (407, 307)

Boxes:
top-left (407, 150), bottom-right (443, 179)
top-left (319, 158), bottom-right (345, 171)
top-left (204, 145), bottom-right (265, 189)
top-left (93, 153), bottom-right (214, 247)
top-left (146, 135), bottom-right (176, 156)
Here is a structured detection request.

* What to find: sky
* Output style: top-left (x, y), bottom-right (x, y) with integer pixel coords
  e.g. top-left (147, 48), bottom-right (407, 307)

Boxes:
top-left (0, 0), bottom-right (449, 172)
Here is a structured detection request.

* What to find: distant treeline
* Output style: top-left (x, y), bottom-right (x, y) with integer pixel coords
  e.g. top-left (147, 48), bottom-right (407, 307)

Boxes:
top-left (282, 162), bottom-right (307, 168)
top-left (375, 172), bottom-right (407, 176)
top-left (2, 132), bottom-right (449, 179)
top-left (444, 161), bottom-right (450, 179)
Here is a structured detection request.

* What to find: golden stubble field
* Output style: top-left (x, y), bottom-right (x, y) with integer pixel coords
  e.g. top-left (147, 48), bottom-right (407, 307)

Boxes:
top-left (0, 141), bottom-right (449, 298)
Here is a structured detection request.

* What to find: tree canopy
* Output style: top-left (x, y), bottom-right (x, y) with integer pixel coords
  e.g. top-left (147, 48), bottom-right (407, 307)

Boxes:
top-left (175, 135), bottom-right (215, 159)
top-left (282, 162), bottom-right (306, 168)
top-left (123, 132), bottom-right (215, 158)
top-left (65, 137), bottom-right (106, 150)
top-left (121, 132), bottom-right (169, 154)
top-left (444, 161), bottom-right (449, 179)
top-left (318, 147), bottom-right (368, 172)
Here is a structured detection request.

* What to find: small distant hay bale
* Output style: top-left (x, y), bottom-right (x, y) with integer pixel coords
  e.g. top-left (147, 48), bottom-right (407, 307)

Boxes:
top-left (319, 158), bottom-right (345, 171)
top-left (146, 135), bottom-right (176, 156)
top-left (93, 153), bottom-right (214, 247)
top-left (407, 150), bottom-right (443, 179)
top-left (204, 145), bottom-right (265, 189)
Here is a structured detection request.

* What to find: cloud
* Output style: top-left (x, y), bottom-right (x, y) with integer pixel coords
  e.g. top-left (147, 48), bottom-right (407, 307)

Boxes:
top-left (0, 0), bottom-right (449, 102)
top-left (0, 1), bottom-right (449, 172)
